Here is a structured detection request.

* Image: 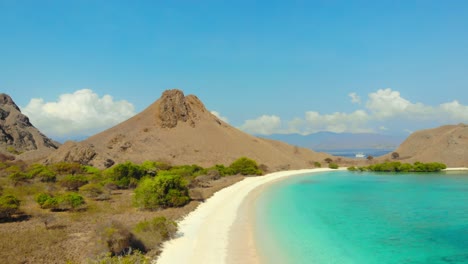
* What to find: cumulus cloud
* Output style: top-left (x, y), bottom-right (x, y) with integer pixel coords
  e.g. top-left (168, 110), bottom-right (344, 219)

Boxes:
top-left (299, 110), bottom-right (372, 134)
top-left (22, 89), bottom-right (135, 139)
top-left (349, 92), bottom-right (361, 104)
top-left (239, 88), bottom-right (468, 136)
top-left (238, 115), bottom-right (282, 135)
top-left (366, 88), bottom-right (433, 119)
top-left (210, 110), bottom-right (229, 123)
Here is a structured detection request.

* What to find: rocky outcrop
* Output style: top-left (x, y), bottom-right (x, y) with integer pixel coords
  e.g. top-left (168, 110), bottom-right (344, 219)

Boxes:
top-left (158, 89), bottom-right (202, 128)
top-left (0, 93), bottom-right (59, 158)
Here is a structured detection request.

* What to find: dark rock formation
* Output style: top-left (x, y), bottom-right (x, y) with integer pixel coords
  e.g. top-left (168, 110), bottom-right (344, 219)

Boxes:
top-left (0, 93), bottom-right (59, 156)
top-left (158, 89), bottom-right (201, 128)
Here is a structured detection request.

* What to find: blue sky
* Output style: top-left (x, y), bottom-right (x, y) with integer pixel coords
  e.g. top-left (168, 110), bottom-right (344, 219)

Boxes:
top-left (1, 1), bottom-right (468, 141)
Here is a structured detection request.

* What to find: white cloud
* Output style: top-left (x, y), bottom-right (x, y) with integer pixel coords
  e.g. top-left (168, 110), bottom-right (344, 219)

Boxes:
top-left (349, 92), bottom-right (361, 104)
top-left (238, 115), bottom-right (282, 135)
top-left (300, 110), bottom-right (372, 134)
top-left (210, 110), bottom-right (229, 123)
top-left (366, 88), bottom-right (433, 119)
top-left (439, 100), bottom-right (468, 121)
top-left (22, 89), bottom-right (135, 139)
top-left (239, 88), bottom-right (468, 136)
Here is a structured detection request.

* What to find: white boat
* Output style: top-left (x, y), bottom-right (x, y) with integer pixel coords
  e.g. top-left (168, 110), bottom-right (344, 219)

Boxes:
top-left (355, 153), bottom-right (365, 158)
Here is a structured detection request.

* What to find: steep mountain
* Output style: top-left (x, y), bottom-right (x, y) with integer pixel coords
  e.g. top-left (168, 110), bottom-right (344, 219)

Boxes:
top-left (384, 124), bottom-right (468, 167)
top-left (265, 132), bottom-right (404, 150)
top-left (0, 93), bottom-right (59, 160)
top-left (46, 89), bottom-right (331, 171)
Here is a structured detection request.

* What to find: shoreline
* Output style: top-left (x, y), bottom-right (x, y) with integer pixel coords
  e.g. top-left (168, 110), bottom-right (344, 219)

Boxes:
top-left (155, 168), bottom-right (345, 264)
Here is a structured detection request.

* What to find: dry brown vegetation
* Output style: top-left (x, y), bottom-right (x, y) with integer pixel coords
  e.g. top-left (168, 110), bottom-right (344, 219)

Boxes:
top-left (0, 160), bottom-right (244, 264)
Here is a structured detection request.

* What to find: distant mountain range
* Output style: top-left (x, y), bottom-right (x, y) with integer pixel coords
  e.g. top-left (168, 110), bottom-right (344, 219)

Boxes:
top-left (263, 132), bottom-right (406, 151)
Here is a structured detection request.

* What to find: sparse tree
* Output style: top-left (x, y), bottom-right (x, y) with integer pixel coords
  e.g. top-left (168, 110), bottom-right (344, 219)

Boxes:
top-left (391, 152), bottom-right (400, 159)
top-left (324, 158), bottom-right (333, 164)
top-left (367, 155), bottom-right (374, 161)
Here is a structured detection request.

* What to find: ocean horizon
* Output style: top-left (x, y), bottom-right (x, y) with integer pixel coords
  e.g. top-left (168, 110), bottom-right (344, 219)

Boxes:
top-left (254, 171), bottom-right (468, 264)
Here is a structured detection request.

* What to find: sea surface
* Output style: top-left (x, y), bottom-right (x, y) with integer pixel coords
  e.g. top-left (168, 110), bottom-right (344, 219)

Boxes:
top-left (254, 171), bottom-right (468, 264)
top-left (316, 148), bottom-right (393, 158)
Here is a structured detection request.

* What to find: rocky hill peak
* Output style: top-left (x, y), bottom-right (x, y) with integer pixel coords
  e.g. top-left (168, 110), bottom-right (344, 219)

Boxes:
top-left (0, 93), bottom-right (58, 156)
top-left (158, 89), bottom-right (206, 128)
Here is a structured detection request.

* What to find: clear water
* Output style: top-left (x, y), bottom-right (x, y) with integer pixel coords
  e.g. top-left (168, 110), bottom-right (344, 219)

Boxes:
top-left (255, 171), bottom-right (468, 264)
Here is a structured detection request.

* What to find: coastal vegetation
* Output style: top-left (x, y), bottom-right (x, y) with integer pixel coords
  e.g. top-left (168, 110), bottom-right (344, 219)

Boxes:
top-left (0, 156), bottom-right (263, 262)
top-left (348, 161), bottom-right (447, 172)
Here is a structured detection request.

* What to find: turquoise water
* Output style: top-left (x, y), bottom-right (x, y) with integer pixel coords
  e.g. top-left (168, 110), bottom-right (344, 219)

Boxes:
top-left (255, 171), bottom-right (468, 264)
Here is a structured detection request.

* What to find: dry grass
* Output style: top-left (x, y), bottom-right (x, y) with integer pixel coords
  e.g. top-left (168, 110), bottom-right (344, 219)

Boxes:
top-left (0, 175), bottom-right (244, 263)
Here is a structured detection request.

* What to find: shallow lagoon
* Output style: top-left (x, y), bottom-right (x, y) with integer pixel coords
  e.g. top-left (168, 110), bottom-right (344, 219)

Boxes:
top-left (255, 171), bottom-right (468, 264)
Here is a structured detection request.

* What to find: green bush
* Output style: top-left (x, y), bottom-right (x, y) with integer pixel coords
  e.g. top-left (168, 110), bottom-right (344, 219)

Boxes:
top-left (6, 146), bottom-right (21, 155)
top-left (9, 171), bottom-right (33, 185)
top-left (80, 183), bottom-right (110, 200)
top-left (359, 161), bottom-right (447, 173)
top-left (0, 194), bottom-right (20, 219)
top-left (52, 162), bottom-right (84, 175)
top-left (209, 164), bottom-right (235, 176)
top-left (347, 166), bottom-right (357, 171)
top-left (229, 157), bottom-right (262, 175)
top-left (314, 161), bottom-right (322, 168)
top-left (134, 174), bottom-right (190, 210)
top-left (36, 192), bottom-right (85, 211)
top-left (98, 221), bottom-right (134, 256)
top-left (329, 163), bottom-right (339, 169)
top-left (107, 162), bottom-right (146, 189)
top-left (60, 175), bottom-right (88, 191)
top-left (27, 164), bottom-right (57, 182)
top-left (168, 165), bottom-right (207, 178)
top-left (135, 216), bottom-right (177, 242)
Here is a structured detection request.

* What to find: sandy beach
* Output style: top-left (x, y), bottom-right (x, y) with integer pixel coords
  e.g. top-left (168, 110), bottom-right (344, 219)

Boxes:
top-left (155, 168), bottom-right (346, 264)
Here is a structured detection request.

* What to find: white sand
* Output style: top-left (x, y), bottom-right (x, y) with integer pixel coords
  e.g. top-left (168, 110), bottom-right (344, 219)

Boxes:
top-left (443, 167), bottom-right (468, 171)
top-left (155, 168), bottom-right (345, 264)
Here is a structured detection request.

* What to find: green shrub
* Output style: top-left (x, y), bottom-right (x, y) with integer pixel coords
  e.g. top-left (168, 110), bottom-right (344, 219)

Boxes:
top-left (60, 175), bottom-right (88, 191)
top-left (52, 162), bottom-right (85, 175)
top-left (314, 161), bottom-right (322, 168)
top-left (135, 216), bottom-right (177, 239)
top-left (36, 192), bottom-right (85, 211)
top-left (329, 163), bottom-right (339, 169)
top-left (361, 161), bottom-right (447, 173)
top-left (6, 146), bottom-right (21, 155)
top-left (134, 216), bottom-right (177, 250)
top-left (98, 221), bottom-right (134, 256)
top-left (27, 164), bottom-right (58, 182)
top-left (9, 171), bottom-right (33, 185)
top-left (168, 165), bottom-right (207, 178)
top-left (80, 183), bottom-right (110, 200)
top-left (0, 194), bottom-right (20, 219)
top-left (347, 166), bottom-right (357, 171)
top-left (134, 174), bottom-right (190, 210)
top-left (108, 162), bottom-right (145, 189)
top-left (229, 157), bottom-right (263, 175)
top-left (209, 164), bottom-right (235, 176)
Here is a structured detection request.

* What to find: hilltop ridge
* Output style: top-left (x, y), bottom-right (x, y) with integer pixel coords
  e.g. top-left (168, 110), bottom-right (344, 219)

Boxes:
top-left (46, 89), bottom-right (331, 170)
top-left (381, 123), bottom-right (468, 167)
top-left (0, 93), bottom-right (58, 160)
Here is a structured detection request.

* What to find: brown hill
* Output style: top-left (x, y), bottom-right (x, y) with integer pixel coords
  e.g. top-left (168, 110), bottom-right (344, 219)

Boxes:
top-left (383, 124), bottom-right (468, 167)
top-left (46, 89), bottom-right (331, 171)
top-left (0, 93), bottom-right (59, 160)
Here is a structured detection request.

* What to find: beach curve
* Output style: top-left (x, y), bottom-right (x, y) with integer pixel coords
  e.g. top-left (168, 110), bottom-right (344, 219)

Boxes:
top-left (155, 168), bottom-right (346, 264)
